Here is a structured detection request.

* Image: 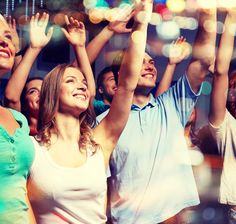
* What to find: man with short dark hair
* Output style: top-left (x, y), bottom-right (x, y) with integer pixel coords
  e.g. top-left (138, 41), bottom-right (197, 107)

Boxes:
top-left (94, 66), bottom-right (119, 116)
top-left (97, 5), bottom-right (217, 224)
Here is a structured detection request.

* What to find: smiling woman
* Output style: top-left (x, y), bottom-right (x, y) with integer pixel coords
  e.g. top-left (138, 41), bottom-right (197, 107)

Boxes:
top-left (0, 14), bottom-right (35, 224)
top-left (0, 15), bottom-right (15, 76)
top-left (27, 0), bottom-right (150, 220)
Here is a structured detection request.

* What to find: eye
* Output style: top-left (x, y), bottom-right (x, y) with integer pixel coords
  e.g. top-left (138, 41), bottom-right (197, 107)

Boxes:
top-left (83, 81), bottom-right (88, 88)
top-left (149, 60), bottom-right (154, 65)
top-left (28, 89), bottom-right (38, 95)
top-left (66, 78), bottom-right (75, 83)
top-left (5, 34), bottom-right (12, 41)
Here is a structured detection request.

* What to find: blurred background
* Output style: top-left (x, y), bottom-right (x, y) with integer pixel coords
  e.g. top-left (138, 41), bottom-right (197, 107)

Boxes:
top-left (1, 1), bottom-right (235, 223)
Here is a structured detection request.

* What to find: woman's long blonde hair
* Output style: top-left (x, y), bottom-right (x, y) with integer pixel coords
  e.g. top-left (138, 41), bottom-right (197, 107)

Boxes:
top-left (37, 64), bottom-right (100, 153)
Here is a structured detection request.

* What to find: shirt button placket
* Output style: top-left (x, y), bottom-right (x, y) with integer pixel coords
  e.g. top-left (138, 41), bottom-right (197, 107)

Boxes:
top-left (9, 137), bottom-right (16, 173)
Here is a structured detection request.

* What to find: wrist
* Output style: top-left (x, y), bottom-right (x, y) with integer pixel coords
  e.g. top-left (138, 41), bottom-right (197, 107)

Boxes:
top-left (167, 62), bottom-right (177, 66)
top-left (74, 45), bottom-right (86, 52)
top-left (29, 45), bottom-right (43, 51)
top-left (105, 25), bottom-right (115, 34)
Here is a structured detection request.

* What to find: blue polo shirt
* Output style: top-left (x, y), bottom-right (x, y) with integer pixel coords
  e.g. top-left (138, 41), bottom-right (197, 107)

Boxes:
top-left (97, 74), bottom-right (201, 224)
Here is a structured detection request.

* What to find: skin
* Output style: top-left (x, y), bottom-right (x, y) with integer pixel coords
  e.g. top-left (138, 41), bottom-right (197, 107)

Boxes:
top-left (98, 71), bottom-right (117, 105)
top-left (0, 18), bottom-right (15, 76)
top-left (24, 79), bottom-right (43, 117)
top-left (0, 16), bottom-right (36, 224)
top-left (58, 67), bottom-right (90, 116)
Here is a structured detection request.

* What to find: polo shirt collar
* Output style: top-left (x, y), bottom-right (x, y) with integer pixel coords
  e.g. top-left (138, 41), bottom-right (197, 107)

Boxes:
top-left (131, 94), bottom-right (156, 111)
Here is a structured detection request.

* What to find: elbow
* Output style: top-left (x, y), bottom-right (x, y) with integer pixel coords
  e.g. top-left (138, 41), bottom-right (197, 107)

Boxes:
top-left (4, 91), bottom-right (20, 105)
top-left (215, 66), bottom-right (228, 77)
top-left (200, 57), bottom-right (215, 69)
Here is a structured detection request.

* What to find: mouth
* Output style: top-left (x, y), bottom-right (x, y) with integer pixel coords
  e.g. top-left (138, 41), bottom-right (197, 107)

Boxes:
top-left (73, 93), bottom-right (87, 101)
top-left (0, 48), bottom-right (11, 58)
top-left (142, 73), bottom-right (155, 79)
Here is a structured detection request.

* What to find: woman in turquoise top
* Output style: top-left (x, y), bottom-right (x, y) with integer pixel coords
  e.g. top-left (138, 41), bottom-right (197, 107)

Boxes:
top-left (0, 15), bottom-right (35, 223)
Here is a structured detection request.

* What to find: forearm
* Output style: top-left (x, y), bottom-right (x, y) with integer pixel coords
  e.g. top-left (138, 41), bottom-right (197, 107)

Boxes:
top-left (119, 22), bottom-right (148, 90)
top-left (12, 55), bottom-right (22, 71)
top-left (155, 63), bottom-right (176, 97)
top-left (74, 45), bottom-right (96, 98)
top-left (216, 13), bottom-right (236, 76)
top-left (209, 11), bottom-right (236, 126)
top-left (192, 8), bottom-right (216, 66)
top-left (5, 47), bottom-right (41, 103)
top-left (86, 26), bottom-right (114, 64)
top-left (187, 8), bottom-right (216, 93)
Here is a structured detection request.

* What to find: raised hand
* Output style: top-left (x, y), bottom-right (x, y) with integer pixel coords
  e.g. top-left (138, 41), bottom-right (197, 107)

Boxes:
top-left (134, 0), bottom-right (153, 24)
top-left (29, 12), bottom-right (53, 49)
top-left (61, 15), bottom-right (86, 47)
top-left (169, 36), bottom-right (190, 65)
top-left (6, 16), bottom-right (21, 53)
top-left (107, 7), bottom-right (134, 33)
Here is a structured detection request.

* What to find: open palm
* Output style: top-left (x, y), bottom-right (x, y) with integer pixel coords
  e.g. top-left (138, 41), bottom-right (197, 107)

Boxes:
top-left (61, 15), bottom-right (86, 47)
top-left (30, 12), bottom-right (53, 49)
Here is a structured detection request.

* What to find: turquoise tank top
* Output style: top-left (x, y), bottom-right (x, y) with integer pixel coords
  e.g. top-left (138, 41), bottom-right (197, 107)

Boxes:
top-left (0, 109), bottom-right (35, 224)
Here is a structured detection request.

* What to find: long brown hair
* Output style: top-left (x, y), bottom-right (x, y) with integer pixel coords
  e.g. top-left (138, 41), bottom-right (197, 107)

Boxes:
top-left (37, 64), bottom-right (99, 152)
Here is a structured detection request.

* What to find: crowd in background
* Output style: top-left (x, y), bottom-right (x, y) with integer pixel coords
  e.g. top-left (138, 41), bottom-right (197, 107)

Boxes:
top-left (0, 1), bottom-right (236, 224)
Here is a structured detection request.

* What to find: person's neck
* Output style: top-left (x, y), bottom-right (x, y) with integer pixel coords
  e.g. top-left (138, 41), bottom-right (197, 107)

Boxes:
top-left (103, 98), bottom-right (112, 106)
top-left (28, 116), bottom-right (38, 131)
top-left (55, 113), bottom-right (81, 142)
top-left (133, 91), bottom-right (151, 108)
top-left (185, 125), bottom-right (192, 137)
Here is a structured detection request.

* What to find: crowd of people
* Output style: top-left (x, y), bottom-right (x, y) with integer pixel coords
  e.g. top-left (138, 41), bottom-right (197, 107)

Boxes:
top-left (0, 1), bottom-right (236, 224)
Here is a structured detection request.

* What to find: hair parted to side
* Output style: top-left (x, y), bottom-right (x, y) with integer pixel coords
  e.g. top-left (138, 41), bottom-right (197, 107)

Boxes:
top-left (37, 63), bottom-right (99, 153)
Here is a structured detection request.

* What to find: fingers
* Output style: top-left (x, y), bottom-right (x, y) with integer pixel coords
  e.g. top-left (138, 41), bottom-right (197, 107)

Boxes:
top-left (123, 28), bottom-right (132, 33)
top-left (174, 36), bottom-right (186, 45)
top-left (64, 15), bottom-right (84, 30)
top-left (61, 27), bottom-right (70, 39)
top-left (46, 26), bottom-right (54, 41)
top-left (5, 16), bottom-right (16, 29)
top-left (31, 12), bottom-right (49, 28)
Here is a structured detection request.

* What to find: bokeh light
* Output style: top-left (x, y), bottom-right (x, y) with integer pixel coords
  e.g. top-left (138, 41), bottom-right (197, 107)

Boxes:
top-left (216, 21), bottom-right (224, 34)
top-left (51, 25), bottom-right (64, 41)
top-left (174, 16), bottom-right (198, 30)
top-left (197, 0), bottom-right (216, 9)
top-left (83, 0), bottom-right (97, 10)
top-left (166, 0), bottom-right (186, 13)
top-left (104, 8), bottom-right (118, 22)
top-left (150, 13), bottom-right (162, 26)
top-left (201, 81), bottom-right (212, 95)
top-left (217, 0), bottom-right (236, 8)
top-left (202, 207), bottom-right (216, 221)
top-left (203, 20), bottom-right (216, 33)
top-left (156, 20), bottom-right (180, 40)
top-left (88, 8), bottom-right (104, 24)
top-left (52, 13), bottom-right (65, 26)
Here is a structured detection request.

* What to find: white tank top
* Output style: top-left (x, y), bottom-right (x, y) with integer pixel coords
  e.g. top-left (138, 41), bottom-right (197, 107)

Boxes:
top-left (29, 137), bottom-right (107, 224)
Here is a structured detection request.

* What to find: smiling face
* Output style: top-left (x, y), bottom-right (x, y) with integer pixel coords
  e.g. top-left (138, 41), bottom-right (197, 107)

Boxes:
top-left (137, 53), bottom-right (158, 89)
top-left (0, 17), bottom-right (15, 77)
top-left (24, 79), bottom-right (43, 116)
top-left (99, 71), bottom-right (117, 103)
top-left (59, 67), bottom-right (90, 115)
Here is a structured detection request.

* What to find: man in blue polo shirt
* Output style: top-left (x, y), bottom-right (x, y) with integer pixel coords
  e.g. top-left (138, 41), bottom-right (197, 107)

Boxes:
top-left (97, 5), bottom-right (217, 224)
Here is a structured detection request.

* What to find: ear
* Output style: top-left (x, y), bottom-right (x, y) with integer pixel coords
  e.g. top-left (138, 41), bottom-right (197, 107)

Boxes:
top-left (98, 87), bottom-right (104, 94)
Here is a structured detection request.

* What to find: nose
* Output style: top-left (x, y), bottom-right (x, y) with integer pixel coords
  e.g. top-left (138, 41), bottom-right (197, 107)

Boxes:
top-left (145, 63), bottom-right (154, 71)
top-left (77, 82), bottom-right (87, 91)
top-left (0, 38), bottom-right (9, 48)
